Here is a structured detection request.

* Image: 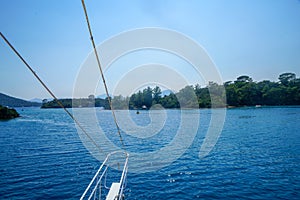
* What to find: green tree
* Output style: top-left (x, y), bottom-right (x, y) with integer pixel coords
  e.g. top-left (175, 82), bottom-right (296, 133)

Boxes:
top-left (160, 93), bottom-right (179, 108)
top-left (224, 82), bottom-right (239, 106)
top-left (112, 95), bottom-right (128, 109)
top-left (278, 72), bottom-right (296, 86)
top-left (235, 75), bottom-right (253, 83)
top-left (152, 86), bottom-right (162, 105)
top-left (231, 75), bottom-right (261, 106)
top-left (262, 86), bottom-right (285, 105)
top-left (257, 80), bottom-right (276, 105)
top-left (194, 84), bottom-right (211, 108)
top-left (129, 94), bottom-right (137, 109)
top-left (129, 91), bottom-right (144, 109)
top-left (176, 85), bottom-right (198, 108)
top-left (208, 82), bottom-right (226, 108)
top-left (143, 87), bottom-right (153, 109)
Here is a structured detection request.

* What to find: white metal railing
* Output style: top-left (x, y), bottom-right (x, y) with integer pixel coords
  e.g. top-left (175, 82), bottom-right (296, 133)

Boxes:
top-left (80, 151), bottom-right (129, 200)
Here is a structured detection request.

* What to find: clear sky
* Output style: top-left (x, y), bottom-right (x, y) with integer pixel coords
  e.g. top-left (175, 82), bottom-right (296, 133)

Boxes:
top-left (1, 0), bottom-right (300, 100)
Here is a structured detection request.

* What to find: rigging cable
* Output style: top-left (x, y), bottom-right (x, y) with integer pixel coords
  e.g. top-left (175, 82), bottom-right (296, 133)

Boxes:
top-left (81, 0), bottom-right (125, 149)
top-left (0, 32), bottom-right (104, 154)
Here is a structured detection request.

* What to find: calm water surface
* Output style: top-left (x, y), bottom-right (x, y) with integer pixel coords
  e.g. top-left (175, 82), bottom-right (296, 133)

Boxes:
top-left (0, 107), bottom-right (299, 199)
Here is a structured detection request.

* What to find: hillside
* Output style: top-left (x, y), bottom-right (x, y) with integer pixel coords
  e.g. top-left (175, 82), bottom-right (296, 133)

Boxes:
top-left (0, 93), bottom-right (41, 107)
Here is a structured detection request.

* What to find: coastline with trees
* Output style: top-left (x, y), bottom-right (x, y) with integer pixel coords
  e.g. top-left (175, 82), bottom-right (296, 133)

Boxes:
top-left (41, 72), bottom-right (300, 109)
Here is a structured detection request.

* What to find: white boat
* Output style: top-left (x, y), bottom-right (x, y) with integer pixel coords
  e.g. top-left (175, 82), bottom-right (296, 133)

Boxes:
top-left (80, 151), bottom-right (129, 200)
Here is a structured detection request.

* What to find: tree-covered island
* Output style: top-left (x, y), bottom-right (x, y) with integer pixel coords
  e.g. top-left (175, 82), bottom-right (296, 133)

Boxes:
top-left (41, 72), bottom-right (300, 109)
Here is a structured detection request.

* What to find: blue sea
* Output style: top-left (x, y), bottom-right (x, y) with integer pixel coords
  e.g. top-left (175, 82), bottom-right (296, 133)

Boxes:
top-left (0, 107), bottom-right (299, 199)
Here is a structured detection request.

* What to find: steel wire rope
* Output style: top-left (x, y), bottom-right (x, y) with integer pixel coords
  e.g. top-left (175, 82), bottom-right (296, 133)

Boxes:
top-left (81, 0), bottom-right (125, 149)
top-left (0, 32), bottom-right (104, 154)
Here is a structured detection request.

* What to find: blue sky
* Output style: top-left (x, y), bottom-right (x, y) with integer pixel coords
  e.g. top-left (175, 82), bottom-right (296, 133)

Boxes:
top-left (1, 0), bottom-right (300, 99)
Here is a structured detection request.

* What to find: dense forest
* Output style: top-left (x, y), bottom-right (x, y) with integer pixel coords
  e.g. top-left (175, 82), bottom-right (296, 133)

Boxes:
top-left (114, 72), bottom-right (300, 109)
top-left (42, 72), bottom-right (300, 109)
top-left (224, 72), bottom-right (300, 107)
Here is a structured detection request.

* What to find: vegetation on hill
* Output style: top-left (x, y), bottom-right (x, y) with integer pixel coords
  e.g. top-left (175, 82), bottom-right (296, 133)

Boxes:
top-left (41, 97), bottom-right (108, 109)
top-left (0, 105), bottom-right (20, 119)
top-left (41, 72), bottom-right (300, 109)
top-left (117, 72), bottom-right (300, 109)
top-left (224, 72), bottom-right (300, 107)
top-left (0, 93), bottom-right (41, 107)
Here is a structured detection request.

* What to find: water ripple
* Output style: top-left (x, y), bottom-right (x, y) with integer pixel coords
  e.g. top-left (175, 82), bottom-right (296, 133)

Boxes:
top-left (0, 107), bottom-right (299, 199)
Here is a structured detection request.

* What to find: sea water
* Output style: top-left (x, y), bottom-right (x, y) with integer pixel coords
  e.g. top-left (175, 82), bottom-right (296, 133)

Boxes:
top-left (0, 107), bottom-right (299, 199)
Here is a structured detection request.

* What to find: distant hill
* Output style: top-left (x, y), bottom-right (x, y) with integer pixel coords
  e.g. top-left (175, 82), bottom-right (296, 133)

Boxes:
top-left (0, 93), bottom-right (41, 107)
top-left (97, 94), bottom-right (113, 99)
top-left (29, 98), bottom-right (53, 103)
top-left (29, 98), bottom-right (43, 103)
